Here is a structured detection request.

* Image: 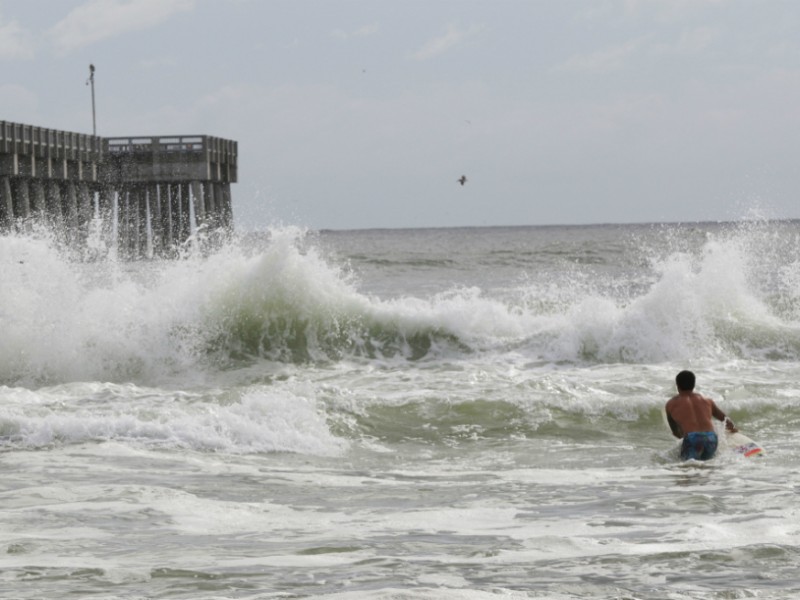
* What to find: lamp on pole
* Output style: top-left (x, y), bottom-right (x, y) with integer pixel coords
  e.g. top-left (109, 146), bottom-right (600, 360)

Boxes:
top-left (86, 64), bottom-right (96, 135)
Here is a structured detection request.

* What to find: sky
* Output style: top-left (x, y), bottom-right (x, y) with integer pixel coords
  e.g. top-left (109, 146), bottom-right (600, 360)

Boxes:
top-left (2, 0), bottom-right (800, 230)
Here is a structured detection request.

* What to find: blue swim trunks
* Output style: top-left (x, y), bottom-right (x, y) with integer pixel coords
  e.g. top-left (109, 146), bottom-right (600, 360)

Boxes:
top-left (681, 431), bottom-right (718, 461)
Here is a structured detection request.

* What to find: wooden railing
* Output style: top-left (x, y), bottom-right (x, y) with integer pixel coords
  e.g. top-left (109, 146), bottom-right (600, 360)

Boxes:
top-left (0, 120), bottom-right (103, 160)
top-left (105, 135), bottom-right (237, 166)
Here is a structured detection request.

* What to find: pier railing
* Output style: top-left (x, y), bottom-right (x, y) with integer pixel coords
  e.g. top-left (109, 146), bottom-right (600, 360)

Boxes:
top-left (0, 121), bottom-right (103, 160)
top-left (104, 134), bottom-right (237, 183)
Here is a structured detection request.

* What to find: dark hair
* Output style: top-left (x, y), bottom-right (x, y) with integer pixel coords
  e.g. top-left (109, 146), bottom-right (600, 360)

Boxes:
top-left (676, 370), bottom-right (695, 391)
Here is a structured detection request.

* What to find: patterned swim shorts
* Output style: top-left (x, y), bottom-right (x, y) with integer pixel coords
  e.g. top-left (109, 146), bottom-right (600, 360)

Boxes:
top-left (681, 431), bottom-right (718, 461)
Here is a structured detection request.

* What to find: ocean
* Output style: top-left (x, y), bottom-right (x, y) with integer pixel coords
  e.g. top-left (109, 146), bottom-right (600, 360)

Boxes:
top-left (1, 221), bottom-right (800, 599)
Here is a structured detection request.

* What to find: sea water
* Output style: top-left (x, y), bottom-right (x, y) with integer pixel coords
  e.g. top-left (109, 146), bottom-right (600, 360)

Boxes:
top-left (1, 221), bottom-right (800, 599)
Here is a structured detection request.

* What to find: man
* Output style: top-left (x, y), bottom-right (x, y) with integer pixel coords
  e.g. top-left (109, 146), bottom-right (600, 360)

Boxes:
top-left (665, 370), bottom-right (737, 461)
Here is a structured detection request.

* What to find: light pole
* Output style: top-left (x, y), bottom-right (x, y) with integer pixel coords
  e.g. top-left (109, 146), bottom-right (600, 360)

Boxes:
top-left (87, 64), bottom-right (96, 135)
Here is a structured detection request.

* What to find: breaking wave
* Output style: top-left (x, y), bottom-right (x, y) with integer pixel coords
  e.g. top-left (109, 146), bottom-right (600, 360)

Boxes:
top-left (2, 222), bottom-right (800, 386)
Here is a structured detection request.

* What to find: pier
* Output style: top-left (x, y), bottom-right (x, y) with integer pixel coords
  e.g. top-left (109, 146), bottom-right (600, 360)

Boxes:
top-left (0, 120), bottom-right (237, 258)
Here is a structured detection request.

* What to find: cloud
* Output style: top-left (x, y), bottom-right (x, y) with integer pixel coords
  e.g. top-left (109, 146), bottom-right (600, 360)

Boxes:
top-left (0, 15), bottom-right (35, 60)
top-left (412, 24), bottom-right (483, 60)
top-left (137, 56), bottom-right (179, 69)
top-left (48, 0), bottom-right (195, 54)
top-left (554, 36), bottom-right (649, 73)
top-left (556, 26), bottom-right (718, 74)
top-left (675, 25), bottom-right (720, 53)
top-left (655, 25), bottom-right (720, 55)
top-left (331, 22), bottom-right (379, 41)
top-left (0, 84), bottom-right (39, 121)
top-left (621, 0), bottom-right (728, 20)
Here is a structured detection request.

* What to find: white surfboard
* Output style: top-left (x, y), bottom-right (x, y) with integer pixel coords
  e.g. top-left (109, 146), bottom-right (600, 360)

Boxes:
top-left (725, 430), bottom-right (765, 457)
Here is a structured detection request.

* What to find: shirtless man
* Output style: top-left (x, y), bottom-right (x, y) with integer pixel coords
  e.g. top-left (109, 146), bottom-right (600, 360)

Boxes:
top-left (665, 370), bottom-right (737, 461)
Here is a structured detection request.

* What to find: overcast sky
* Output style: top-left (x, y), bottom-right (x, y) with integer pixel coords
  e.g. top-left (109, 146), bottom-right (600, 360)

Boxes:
top-left (2, 0), bottom-right (800, 230)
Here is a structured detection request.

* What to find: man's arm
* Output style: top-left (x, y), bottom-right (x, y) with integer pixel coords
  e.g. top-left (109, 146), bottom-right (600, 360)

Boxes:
top-left (666, 410), bottom-right (683, 439)
top-left (710, 399), bottom-right (738, 432)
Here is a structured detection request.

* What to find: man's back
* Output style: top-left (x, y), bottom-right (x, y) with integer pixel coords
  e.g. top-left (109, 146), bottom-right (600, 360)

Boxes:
top-left (666, 391), bottom-right (717, 437)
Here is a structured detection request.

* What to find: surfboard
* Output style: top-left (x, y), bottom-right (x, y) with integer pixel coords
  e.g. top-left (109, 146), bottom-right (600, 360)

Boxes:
top-left (725, 430), bottom-right (765, 457)
top-left (662, 407), bottom-right (765, 458)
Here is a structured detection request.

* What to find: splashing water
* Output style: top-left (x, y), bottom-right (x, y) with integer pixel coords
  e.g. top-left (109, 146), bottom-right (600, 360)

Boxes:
top-left (2, 221), bottom-right (800, 387)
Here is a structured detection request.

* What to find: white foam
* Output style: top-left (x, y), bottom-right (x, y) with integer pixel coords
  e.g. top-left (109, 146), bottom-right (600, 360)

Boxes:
top-left (3, 222), bottom-right (800, 388)
top-left (0, 381), bottom-right (346, 456)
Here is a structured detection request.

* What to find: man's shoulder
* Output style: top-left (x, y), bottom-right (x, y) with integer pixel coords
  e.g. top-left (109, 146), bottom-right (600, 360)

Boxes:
top-left (665, 395), bottom-right (682, 412)
top-left (666, 393), bottom-right (683, 405)
top-left (697, 393), bottom-right (716, 405)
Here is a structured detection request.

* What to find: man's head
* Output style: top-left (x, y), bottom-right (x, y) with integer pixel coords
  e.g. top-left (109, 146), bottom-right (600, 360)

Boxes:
top-left (676, 370), bottom-right (696, 391)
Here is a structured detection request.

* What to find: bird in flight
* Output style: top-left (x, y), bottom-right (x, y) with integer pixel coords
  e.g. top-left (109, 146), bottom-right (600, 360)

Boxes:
top-left (458, 175), bottom-right (467, 186)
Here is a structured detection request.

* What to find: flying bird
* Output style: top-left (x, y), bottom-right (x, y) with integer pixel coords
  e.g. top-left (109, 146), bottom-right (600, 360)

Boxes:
top-left (458, 175), bottom-right (467, 186)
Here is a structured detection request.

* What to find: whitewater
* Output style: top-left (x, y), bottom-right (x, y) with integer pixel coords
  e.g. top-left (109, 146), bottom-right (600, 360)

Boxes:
top-left (2, 220), bottom-right (800, 599)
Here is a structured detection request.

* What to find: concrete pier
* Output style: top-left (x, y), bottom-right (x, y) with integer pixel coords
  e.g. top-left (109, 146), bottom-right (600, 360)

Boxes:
top-left (0, 120), bottom-right (238, 258)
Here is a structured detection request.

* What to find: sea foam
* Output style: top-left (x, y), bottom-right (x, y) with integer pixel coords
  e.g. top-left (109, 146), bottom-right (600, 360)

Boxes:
top-left (2, 222), bottom-right (800, 387)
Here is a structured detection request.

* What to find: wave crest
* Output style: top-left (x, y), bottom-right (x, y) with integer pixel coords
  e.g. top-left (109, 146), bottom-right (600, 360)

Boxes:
top-left (3, 222), bottom-right (800, 386)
